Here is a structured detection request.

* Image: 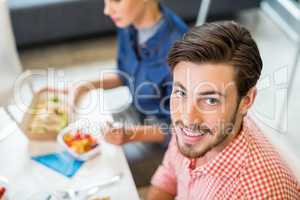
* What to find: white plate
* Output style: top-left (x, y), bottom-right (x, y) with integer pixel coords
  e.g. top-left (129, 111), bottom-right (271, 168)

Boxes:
top-left (57, 119), bottom-right (104, 161)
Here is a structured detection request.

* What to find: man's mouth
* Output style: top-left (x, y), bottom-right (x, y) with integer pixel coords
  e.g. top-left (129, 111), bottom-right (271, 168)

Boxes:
top-left (182, 127), bottom-right (207, 137)
top-left (175, 126), bottom-right (210, 144)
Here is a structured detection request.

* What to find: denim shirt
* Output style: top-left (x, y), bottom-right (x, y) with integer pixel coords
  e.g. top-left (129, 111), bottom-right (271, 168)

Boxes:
top-left (117, 4), bottom-right (188, 123)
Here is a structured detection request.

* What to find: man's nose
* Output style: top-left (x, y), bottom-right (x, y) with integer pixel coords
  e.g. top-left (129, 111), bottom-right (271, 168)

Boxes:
top-left (182, 98), bottom-right (202, 126)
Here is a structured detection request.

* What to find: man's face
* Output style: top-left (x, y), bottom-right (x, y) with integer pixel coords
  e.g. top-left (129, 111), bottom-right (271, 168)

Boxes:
top-left (171, 61), bottom-right (243, 159)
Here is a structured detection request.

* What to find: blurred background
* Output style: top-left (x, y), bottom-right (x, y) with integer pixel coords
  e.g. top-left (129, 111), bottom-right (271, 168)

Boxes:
top-left (1, 0), bottom-right (300, 195)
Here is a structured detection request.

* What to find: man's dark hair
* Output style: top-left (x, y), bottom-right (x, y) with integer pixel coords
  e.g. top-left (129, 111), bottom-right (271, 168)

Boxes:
top-left (168, 21), bottom-right (263, 97)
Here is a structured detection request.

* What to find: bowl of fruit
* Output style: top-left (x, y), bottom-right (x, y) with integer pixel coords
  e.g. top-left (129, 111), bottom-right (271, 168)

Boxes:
top-left (57, 120), bottom-right (102, 161)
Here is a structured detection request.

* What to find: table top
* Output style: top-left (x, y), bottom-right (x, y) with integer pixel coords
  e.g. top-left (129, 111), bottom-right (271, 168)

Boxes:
top-left (0, 90), bottom-right (140, 200)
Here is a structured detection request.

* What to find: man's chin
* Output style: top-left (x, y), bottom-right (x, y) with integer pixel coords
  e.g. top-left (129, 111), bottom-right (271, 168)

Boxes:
top-left (175, 135), bottom-right (203, 158)
top-left (177, 141), bottom-right (207, 159)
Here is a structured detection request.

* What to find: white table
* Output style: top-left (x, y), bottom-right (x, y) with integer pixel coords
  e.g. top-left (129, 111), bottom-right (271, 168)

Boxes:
top-left (0, 89), bottom-right (140, 200)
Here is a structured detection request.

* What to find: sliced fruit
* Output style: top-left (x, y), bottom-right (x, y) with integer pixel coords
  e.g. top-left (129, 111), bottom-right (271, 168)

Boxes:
top-left (0, 187), bottom-right (6, 198)
top-left (63, 133), bottom-right (73, 146)
top-left (64, 129), bottom-right (99, 154)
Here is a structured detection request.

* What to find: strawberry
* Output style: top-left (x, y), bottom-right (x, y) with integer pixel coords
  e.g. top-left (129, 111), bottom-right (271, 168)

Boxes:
top-left (83, 134), bottom-right (92, 140)
top-left (0, 187), bottom-right (6, 198)
top-left (74, 131), bottom-right (82, 140)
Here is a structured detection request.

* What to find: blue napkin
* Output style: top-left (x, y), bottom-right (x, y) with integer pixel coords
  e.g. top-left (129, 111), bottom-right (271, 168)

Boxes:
top-left (31, 151), bottom-right (84, 178)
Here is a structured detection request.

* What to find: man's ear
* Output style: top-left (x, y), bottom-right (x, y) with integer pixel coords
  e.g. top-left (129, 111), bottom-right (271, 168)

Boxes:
top-left (239, 87), bottom-right (257, 116)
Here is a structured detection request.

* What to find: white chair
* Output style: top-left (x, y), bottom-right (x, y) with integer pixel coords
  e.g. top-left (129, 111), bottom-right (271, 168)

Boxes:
top-left (260, 0), bottom-right (300, 181)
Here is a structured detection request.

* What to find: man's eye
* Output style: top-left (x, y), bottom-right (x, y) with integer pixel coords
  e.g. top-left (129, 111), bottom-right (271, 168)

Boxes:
top-left (173, 90), bottom-right (185, 97)
top-left (205, 98), bottom-right (220, 105)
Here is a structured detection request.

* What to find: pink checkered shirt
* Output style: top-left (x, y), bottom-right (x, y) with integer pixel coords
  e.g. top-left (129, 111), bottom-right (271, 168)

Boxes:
top-left (151, 117), bottom-right (300, 199)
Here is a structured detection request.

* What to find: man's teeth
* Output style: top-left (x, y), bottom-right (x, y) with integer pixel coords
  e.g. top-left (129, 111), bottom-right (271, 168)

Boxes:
top-left (183, 129), bottom-right (206, 137)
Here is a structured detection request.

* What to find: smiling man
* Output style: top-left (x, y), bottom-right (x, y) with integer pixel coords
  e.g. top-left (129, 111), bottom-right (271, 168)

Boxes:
top-left (147, 21), bottom-right (300, 200)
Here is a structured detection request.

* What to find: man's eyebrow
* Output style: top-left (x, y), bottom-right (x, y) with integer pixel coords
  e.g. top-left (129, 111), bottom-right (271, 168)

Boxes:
top-left (173, 82), bottom-right (186, 90)
top-left (198, 90), bottom-right (226, 96)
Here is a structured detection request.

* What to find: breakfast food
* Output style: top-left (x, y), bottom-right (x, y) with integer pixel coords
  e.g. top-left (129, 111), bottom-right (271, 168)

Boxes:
top-left (21, 87), bottom-right (71, 141)
top-left (29, 94), bottom-right (68, 134)
top-left (63, 130), bottom-right (98, 154)
top-left (0, 186), bottom-right (6, 200)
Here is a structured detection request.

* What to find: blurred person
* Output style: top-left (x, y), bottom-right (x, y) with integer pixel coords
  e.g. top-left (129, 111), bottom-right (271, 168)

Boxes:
top-left (72, 0), bottom-right (188, 186)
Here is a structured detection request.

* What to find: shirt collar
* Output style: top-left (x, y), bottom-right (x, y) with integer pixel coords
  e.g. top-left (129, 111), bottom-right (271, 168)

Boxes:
top-left (185, 117), bottom-right (251, 180)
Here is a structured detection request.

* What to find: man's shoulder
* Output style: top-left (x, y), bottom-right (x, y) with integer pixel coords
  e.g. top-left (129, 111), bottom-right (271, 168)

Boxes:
top-left (245, 118), bottom-right (291, 175)
top-left (240, 118), bottom-right (300, 199)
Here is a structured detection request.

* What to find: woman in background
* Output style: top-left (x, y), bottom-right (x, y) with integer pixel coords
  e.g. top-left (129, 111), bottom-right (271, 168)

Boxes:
top-left (73, 0), bottom-right (188, 186)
